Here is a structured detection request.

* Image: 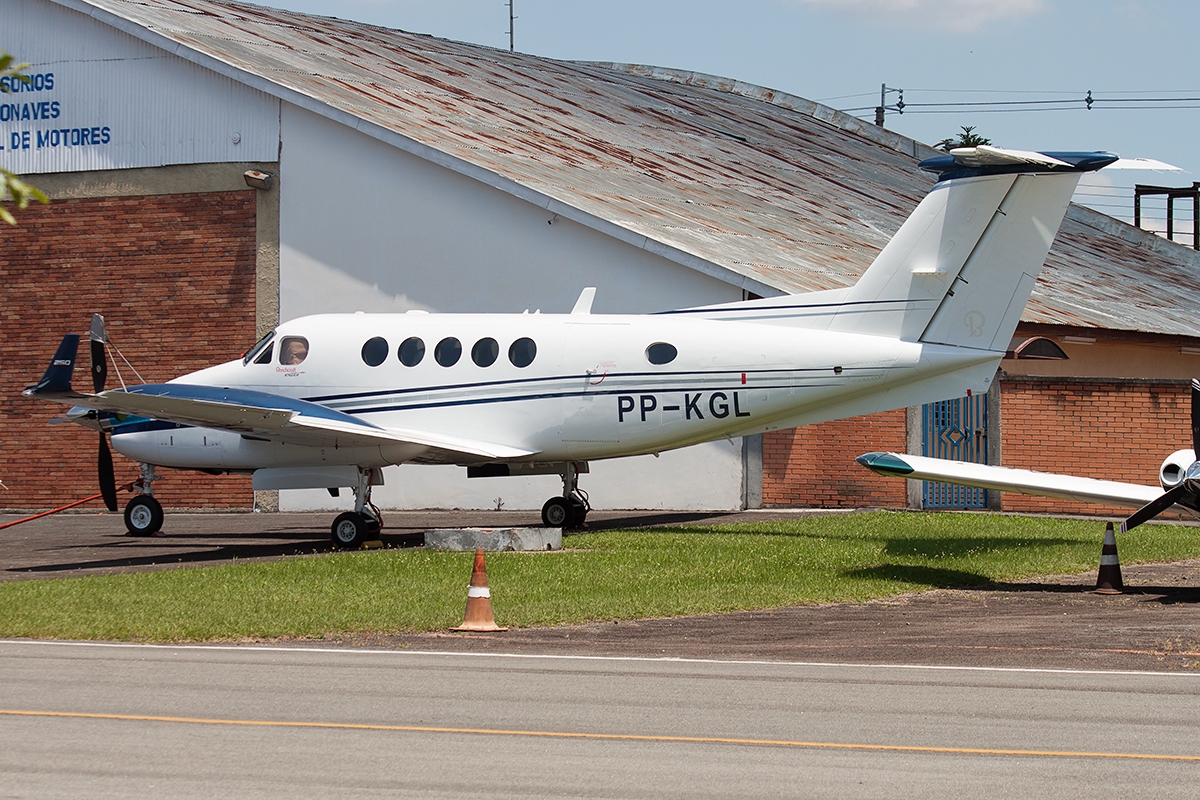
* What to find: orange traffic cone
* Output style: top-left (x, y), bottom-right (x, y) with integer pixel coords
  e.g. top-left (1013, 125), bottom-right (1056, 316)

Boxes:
top-left (453, 548), bottom-right (507, 631)
top-left (1094, 521), bottom-right (1123, 595)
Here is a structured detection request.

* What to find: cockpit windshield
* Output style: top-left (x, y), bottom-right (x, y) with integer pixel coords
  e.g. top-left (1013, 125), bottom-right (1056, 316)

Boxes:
top-left (243, 331), bottom-right (275, 366)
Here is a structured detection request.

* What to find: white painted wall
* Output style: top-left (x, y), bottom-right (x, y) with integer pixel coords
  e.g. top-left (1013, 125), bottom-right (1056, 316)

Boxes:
top-left (277, 104), bottom-right (748, 511)
top-left (0, 0), bottom-right (278, 174)
top-left (280, 442), bottom-right (746, 513)
top-left (278, 105), bottom-right (738, 317)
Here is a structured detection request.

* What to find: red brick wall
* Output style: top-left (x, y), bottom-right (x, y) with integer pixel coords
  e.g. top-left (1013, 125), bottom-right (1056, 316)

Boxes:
top-left (999, 379), bottom-right (1186, 516)
top-left (762, 409), bottom-right (908, 507)
top-left (760, 379), bottom-right (1185, 515)
top-left (1, 192), bottom-right (258, 510)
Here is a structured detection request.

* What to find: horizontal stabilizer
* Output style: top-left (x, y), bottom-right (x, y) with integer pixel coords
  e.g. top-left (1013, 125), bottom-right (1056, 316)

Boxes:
top-left (856, 452), bottom-right (1161, 508)
top-left (919, 148), bottom-right (1118, 182)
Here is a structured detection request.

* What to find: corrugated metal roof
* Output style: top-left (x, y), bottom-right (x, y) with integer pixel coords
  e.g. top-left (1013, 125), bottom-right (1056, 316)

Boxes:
top-left (59, 0), bottom-right (1200, 338)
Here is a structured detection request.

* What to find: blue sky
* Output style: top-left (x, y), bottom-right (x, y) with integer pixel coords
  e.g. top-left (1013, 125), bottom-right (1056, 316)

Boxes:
top-left (268, 0), bottom-right (1198, 228)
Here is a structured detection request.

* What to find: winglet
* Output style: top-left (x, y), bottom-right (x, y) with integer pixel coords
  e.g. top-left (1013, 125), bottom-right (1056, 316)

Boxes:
top-left (24, 334), bottom-right (81, 396)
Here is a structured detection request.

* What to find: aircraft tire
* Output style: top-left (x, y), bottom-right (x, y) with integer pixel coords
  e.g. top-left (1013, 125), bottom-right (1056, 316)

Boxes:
top-left (331, 512), bottom-right (368, 548)
top-left (124, 495), bottom-right (164, 536)
top-left (541, 497), bottom-right (575, 529)
top-left (570, 499), bottom-right (588, 527)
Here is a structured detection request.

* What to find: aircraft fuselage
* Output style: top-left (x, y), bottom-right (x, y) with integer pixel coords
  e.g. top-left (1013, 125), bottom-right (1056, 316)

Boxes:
top-left (110, 310), bottom-right (995, 471)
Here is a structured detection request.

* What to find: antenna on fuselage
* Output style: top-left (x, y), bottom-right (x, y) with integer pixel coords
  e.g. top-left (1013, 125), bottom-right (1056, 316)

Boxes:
top-left (571, 287), bottom-right (597, 315)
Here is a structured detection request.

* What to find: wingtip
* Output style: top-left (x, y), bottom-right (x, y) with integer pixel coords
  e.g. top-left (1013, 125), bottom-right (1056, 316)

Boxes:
top-left (855, 451), bottom-right (915, 476)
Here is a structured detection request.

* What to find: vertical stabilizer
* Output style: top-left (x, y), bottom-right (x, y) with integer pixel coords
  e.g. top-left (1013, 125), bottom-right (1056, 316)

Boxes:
top-left (829, 149), bottom-right (1117, 346)
top-left (918, 171), bottom-right (1080, 350)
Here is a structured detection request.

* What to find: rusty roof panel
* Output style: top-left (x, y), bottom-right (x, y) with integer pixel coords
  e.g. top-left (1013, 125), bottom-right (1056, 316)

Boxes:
top-left (67, 0), bottom-right (1200, 337)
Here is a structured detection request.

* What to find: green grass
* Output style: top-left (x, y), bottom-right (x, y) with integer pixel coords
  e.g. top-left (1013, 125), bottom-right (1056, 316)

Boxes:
top-left (1, 511), bottom-right (1198, 642)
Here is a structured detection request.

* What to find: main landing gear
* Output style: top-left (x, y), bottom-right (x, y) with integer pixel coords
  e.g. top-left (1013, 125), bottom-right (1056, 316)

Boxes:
top-left (330, 467), bottom-right (383, 549)
top-left (541, 462), bottom-right (590, 530)
top-left (123, 463), bottom-right (164, 536)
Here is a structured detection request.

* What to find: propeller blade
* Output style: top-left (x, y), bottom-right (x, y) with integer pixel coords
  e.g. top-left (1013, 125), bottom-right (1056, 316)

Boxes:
top-left (89, 313), bottom-right (109, 394)
top-left (1121, 484), bottom-right (1187, 533)
top-left (98, 433), bottom-right (118, 512)
top-left (89, 313), bottom-right (109, 344)
top-left (90, 339), bottom-right (107, 394)
top-left (1191, 378), bottom-right (1200, 456)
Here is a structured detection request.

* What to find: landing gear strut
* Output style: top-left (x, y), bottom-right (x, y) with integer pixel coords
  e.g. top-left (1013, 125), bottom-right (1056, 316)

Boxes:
top-left (542, 462), bottom-right (590, 530)
top-left (330, 467), bottom-right (383, 549)
top-left (123, 463), bottom-right (164, 536)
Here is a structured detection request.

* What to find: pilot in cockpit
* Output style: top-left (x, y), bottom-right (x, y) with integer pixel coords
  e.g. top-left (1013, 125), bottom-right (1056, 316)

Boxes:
top-left (280, 337), bottom-right (308, 366)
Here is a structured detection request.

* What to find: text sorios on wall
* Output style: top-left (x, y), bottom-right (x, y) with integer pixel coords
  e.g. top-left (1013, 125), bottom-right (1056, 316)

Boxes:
top-left (0, 73), bottom-right (54, 93)
top-left (0, 73), bottom-right (113, 152)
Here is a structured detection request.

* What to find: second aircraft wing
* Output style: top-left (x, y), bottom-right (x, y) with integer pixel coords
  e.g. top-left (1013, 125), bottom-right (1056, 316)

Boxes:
top-left (855, 451), bottom-right (1162, 508)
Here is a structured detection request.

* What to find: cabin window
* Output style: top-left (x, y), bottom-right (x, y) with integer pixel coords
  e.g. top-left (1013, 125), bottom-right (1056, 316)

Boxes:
top-left (253, 342), bottom-right (274, 365)
top-left (243, 331), bottom-right (274, 365)
top-left (435, 337), bottom-right (462, 367)
top-left (361, 337), bottom-right (388, 367)
top-left (508, 337), bottom-right (536, 368)
top-left (279, 336), bottom-right (309, 366)
top-left (398, 337), bottom-right (425, 367)
top-left (472, 337), bottom-right (499, 367)
top-left (646, 342), bottom-right (677, 365)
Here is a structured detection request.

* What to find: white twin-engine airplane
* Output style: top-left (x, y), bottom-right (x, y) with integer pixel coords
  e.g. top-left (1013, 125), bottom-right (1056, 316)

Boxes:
top-left (25, 146), bottom-right (1117, 547)
top-left (857, 379), bottom-right (1200, 534)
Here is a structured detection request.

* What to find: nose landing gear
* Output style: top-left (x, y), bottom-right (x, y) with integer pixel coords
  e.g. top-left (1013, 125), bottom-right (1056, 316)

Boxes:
top-left (541, 461), bottom-right (590, 529)
top-left (123, 463), bottom-right (164, 536)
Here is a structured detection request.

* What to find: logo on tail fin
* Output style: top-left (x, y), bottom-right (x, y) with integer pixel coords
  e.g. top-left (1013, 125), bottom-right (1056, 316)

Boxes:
top-left (964, 311), bottom-right (985, 337)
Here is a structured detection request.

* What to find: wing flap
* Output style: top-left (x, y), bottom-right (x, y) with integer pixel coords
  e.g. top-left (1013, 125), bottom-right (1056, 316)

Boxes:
top-left (289, 415), bottom-right (538, 460)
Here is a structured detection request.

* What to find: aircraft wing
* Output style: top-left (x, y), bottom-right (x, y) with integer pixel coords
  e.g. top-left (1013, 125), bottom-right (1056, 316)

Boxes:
top-left (23, 337), bottom-right (537, 462)
top-left (41, 383), bottom-right (536, 461)
top-left (855, 452), bottom-right (1162, 508)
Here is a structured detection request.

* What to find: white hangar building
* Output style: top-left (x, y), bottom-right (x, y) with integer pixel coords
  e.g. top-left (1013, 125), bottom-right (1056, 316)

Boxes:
top-left (5, 0), bottom-right (1200, 517)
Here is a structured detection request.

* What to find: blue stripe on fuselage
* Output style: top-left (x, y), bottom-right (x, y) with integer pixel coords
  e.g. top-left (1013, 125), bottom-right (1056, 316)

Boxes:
top-left (301, 367), bottom-right (860, 406)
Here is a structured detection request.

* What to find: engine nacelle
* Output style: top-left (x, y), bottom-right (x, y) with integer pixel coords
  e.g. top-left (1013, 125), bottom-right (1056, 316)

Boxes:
top-left (1159, 449), bottom-right (1197, 490)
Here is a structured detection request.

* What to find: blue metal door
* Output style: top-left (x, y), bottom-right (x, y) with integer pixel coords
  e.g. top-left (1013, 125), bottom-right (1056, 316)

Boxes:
top-left (922, 394), bottom-right (988, 508)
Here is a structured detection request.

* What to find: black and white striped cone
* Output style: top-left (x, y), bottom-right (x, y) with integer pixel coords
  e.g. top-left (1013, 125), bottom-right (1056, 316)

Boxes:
top-left (1094, 522), bottom-right (1123, 595)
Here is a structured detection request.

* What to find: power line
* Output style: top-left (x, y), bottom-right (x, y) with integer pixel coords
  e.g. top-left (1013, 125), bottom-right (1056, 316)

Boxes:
top-left (816, 91), bottom-right (877, 103)
top-left (849, 88), bottom-right (1200, 121)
